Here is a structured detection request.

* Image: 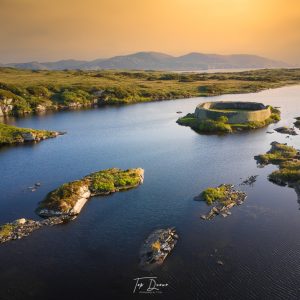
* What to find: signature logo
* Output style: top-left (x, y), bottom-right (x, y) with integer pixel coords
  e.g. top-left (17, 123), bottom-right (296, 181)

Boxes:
top-left (133, 277), bottom-right (168, 294)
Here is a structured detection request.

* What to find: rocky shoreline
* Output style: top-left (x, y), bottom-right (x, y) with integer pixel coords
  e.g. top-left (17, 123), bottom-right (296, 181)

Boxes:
top-left (0, 216), bottom-right (71, 244)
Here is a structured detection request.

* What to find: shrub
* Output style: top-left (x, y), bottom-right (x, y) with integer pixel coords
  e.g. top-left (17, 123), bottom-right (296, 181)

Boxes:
top-left (201, 186), bottom-right (227, 205)
top-left (0, 224), bottom-right (13, 238)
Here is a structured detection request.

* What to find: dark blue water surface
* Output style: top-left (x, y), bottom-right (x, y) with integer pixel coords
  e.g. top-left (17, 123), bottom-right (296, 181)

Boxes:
top-left (0, 86), bottom-right (300, 300)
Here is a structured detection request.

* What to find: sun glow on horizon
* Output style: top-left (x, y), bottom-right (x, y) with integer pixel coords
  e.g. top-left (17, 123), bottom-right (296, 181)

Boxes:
top-left (0, 0), bottom-right (299, 64)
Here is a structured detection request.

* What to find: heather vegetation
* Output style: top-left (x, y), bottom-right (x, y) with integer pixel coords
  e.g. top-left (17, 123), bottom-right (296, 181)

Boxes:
top-left (0, 67), bottom-right (300, 116)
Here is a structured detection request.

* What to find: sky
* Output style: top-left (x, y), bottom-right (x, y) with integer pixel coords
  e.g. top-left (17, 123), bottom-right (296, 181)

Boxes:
top-left (0, 0), bottom-right (300, 64)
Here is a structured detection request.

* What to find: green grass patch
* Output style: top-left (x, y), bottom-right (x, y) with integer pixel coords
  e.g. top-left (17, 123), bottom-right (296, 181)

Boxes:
top-left (88, 168), bottom-right (143, 193)
top-left (201, 186), bottom-right (228, 205)
top-left (0, 224), bottom-right (14, 238)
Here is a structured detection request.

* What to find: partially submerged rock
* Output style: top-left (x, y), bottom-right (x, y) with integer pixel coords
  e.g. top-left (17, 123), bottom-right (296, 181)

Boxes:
top-left (294, 117), bottom-right (300, 129)
top-left (36, 168), bottom-right (144, 217)
top-left (240, 175), bottom-right (258, 186)
top-left (274, 126), bottom-right (297, 135)
top-left (196, 184), bottom-right (247, 220)
top-left (139, 228), bottom-right (178, 270)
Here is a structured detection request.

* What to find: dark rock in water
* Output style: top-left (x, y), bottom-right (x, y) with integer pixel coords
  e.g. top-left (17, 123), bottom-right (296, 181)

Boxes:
top-left (274, 126), bottom-right (297, 135)
top-left (240, 175), bottom-right (258, 186)
top-left (139, 228), bottom-right (178, 270)
top-left (176, 111), bottom-right (183, 114)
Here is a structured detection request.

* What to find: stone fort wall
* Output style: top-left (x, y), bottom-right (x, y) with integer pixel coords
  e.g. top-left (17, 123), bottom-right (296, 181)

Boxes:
top-left (194, 101), bottom-right (271, 124)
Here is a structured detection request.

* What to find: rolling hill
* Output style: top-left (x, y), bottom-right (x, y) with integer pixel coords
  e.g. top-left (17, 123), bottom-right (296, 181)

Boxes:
top-left (4, 52), bottom-right (289, 71)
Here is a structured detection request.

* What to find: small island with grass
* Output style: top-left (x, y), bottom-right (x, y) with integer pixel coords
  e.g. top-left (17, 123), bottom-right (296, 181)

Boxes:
top-left (36, 168), bottom-right (144, 217)
top-left (0, 168), bottom-right (144, 244)
top-left (177, 101), bottom-right (280, 134)
top-left (254, 142), bottom-right (300, 195)
top-left (0, 123), bottom-right (64, 146)
top-left (195, 184), bottom-right (247, 220)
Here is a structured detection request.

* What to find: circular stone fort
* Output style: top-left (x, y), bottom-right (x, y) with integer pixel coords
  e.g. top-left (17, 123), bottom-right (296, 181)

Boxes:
top-left (194, 101), bottom-right (271, 124)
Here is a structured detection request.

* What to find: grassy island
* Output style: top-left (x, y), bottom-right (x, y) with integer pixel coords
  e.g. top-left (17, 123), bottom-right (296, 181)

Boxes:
top-left (37, 168), bottom-right (144, 217)
top-left (255, 142), bottom-right (300, 188)
top-left (0, 123), bottom-right (60, 146)
top-left (0, 168), bottom-right (144, 244)
top-left (0, 68), bottom-right (300, 116)
top-left (177, 106), bottom-right (280, 134)
top-left (198, 184), bottom-right (247, 220)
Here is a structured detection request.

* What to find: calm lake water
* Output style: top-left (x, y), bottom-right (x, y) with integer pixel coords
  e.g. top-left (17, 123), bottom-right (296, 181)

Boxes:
top-left (0, 85), bottom-right (300, 300)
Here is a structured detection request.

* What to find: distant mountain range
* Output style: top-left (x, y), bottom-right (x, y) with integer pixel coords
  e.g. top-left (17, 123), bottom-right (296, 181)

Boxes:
top-left (2, 52), bottom-right (289, 71)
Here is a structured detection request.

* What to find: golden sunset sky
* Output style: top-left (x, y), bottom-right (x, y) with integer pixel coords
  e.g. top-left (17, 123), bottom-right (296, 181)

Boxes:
top-left (0, 0), bottom-right (299, 64)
